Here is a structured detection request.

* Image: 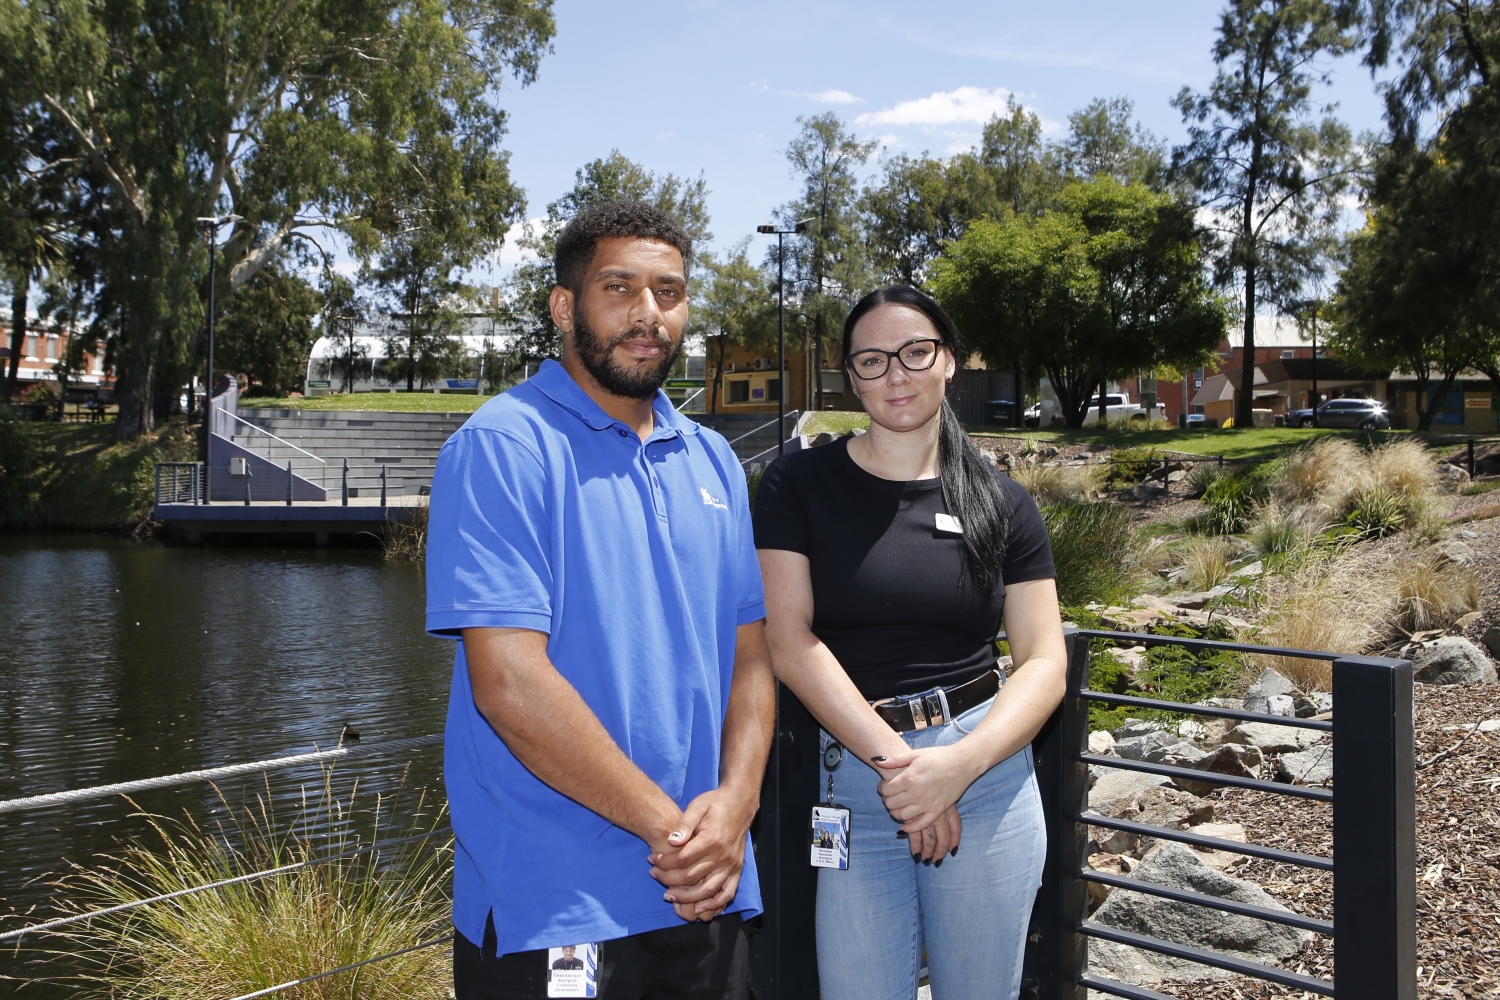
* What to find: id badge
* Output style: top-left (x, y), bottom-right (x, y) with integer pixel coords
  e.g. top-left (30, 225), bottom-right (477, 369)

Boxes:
top-left (810, 804), bottom-right (851, 870)
top-left (546, 942), bottom-right (599, 998)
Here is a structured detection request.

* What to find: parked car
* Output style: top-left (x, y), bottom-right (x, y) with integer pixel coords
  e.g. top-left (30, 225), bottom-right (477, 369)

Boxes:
top-left (1184, 412), bottom-right (1209, 429)
top-left (1079, 393), bottom-right (1168, 427)
top-left (1286, 397), bottom-right (1390, 429)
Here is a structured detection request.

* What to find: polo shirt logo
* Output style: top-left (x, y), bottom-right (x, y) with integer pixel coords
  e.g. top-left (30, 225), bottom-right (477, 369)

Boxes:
top-left (700, 487), bottom-right (728, 510)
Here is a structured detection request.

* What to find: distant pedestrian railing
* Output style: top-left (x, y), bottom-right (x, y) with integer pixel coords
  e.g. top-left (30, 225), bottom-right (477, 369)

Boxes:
top-left (1023, 629), bottom-right (1414, 1000)
top-left (155, 461), bottom-right (204, 504)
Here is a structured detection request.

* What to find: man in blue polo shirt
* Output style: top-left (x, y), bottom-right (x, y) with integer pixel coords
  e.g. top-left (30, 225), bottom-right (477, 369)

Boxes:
top-left (426, 200), bottom-right (774, 999)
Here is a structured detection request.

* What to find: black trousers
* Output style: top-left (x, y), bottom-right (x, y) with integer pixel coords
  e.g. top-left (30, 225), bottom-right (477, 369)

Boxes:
top-left (453, 911), bottom-right (751, 1000)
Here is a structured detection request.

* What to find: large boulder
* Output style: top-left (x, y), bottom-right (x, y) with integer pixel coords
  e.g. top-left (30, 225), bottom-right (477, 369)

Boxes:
top-left (1223, 722), bottom-right (1325, 755)
top-left (1277, 746), bottom-right (1334, 785)
top-left (1087, 842), bottom-right (1312, 985)
top-left (1412, 637), bottom-right (1498, 685)
top-left (1484, 626), bottom-right (1500, 659)
top-left (1114, 730), bottom-right (1200, 763)
top-left (1242, 668), bottom-right (1298, 715)
top-left (1436, 462), bottom-right (1470, 493)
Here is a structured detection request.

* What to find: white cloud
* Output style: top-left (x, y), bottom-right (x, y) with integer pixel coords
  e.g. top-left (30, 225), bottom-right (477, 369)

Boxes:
top-left (747, 79), bottom-right (769, 92)
top-left (493, 219), bottom-right (543, 271)
top-left (856, 86), bottom-right (1017, 127)
top-left (806, 89), bottom-right (861, 105)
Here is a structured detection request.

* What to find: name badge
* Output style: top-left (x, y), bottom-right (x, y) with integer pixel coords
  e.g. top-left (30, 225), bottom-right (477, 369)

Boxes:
top-left (547, 943), bottom-right (599, 998)
top-left (934, 512), bottom-right (963, 535)
top-left (810, 805), bottom-right (851, 870)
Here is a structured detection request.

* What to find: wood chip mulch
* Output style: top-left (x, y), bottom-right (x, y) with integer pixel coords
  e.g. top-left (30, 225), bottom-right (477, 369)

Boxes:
top-left (1114, 682), bottom-right (1500, 1000)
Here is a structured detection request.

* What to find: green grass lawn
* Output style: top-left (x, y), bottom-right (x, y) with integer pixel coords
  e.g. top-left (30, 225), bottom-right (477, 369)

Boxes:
top-left (239, 392), bottom-right (495, 413)
top-left (966, 424), bottom-right (1419, 461)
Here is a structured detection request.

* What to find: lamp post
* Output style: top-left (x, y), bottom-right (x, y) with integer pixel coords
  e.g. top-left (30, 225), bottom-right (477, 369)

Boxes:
top-left (196, 214), bottom-right (242, 449)
top-left (756, 219), bottom-right (812, 455)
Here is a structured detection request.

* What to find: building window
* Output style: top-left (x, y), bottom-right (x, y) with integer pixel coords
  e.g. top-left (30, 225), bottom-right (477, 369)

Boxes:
top-left (764, 376), bottom-right (780, 402)
top-left (819, 370), bottom-right (844, 395)
top-left (1280, 349), bottom-right (1295, 359)
top-left (45, 337), bottom-right (56, 360)
top-left (726, 378), bottom-right (750, 404)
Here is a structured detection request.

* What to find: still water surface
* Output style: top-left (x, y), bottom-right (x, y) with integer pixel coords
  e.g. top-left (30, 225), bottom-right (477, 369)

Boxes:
top-left (0, 536), bottom-right (454, 990)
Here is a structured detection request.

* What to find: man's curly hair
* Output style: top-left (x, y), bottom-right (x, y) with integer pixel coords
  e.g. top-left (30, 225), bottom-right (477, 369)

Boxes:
top-left (553, 201), bottom-right (693, 292)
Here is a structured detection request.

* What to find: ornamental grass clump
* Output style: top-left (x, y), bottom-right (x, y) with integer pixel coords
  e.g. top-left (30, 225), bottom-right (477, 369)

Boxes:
top-left (1275, 436), bottom-right (1363, 514)
top-left (1175, 536), bottom-right (1237, 592)
top-left (1042, 500), bottom-right (1137, 605)
top-left (37, 775), bottom-right (452, 1000)
top-left (1252, 561), bottom-right (1394, 692)
top-left (1009, 461), bottom-right (1098, 506)
top-left (1396, 555), bottom-right (1480, 633)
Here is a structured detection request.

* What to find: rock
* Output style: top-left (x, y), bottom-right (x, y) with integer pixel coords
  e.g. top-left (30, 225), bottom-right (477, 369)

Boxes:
top-left (1091, 786), bottom-right (1215, 856)
top-left (1086, 852), bottom-right (1138, 910)
top-left (1437, 541), bottom-right (1476, 566)
top-left (1125, 480), bottom-right (1169, 501)
top-left (998, 452), bottom-right (1015, 468)
top-left (1453, 528), bottom-right (1479, 539)
top-left (1112, 719), bottom-right (1165, 741)
top-left (1171, 743), bottom-right (1265, 795)
top-left (1229, 560), bottom-right (1264, 578)
top-left (1087, 842), bottom-right (1312, 985)
top-left (1457, 611), bottom-right (1483, 628)
top-left (1264, 693), bottom-right (1297, 718)
top-left (1483, 626), bottom-right (1500, 659)
top-left (1198, 697), bottom-right (1245, 711)
top-left (1440, 719), bottom-right (1500, 733)
top-left (1437, 463), bottom-right (1470, 492)
top-left (1167, 469), bottom-right (1187, 482)
top-left (1089, 730), bottom-right (1117, 755)
top-left (1089, 768), bottom-right (1172, 814)
top-left (1413, 636), bottom-right (1498, 685)
top-left (1187, 822), bottom-right (1250, 871)
top-left (1174, 720), bottom-right (1206, 741)
top-left (1242, 668), bottom-right (1300, 715)
top-left (1277, 746), bottom-right (1334, 785)
top-left (1040, 446), bottom-right (1060, 458)
top-left (1114, 731), bottom-right (1196, 763)
top-left (1224, 721), bottom-right (1325, 755)
top-left (1160, 585), bottom-right (1236, 610)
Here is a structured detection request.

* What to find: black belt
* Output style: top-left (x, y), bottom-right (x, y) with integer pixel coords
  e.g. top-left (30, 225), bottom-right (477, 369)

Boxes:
top-left (871, 670), bottom-right (999, 733)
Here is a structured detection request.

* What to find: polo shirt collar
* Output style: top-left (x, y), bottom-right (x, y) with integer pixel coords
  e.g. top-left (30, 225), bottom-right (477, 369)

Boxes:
top-left (530, 359), bottom-right (700, 440)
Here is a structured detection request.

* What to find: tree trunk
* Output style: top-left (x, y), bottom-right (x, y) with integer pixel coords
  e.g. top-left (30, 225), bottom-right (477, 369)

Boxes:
top-left (1415, 371), bottom-right (1461, 432)
top-left (6, 273), bottom-right (28, 401)
top-left (813, 314), bottom-right (824, 413)
top-left (1097, 378), bottom-right (1108, 426)
top-left (114, 352), bottom-right (157, 440)
top-left (1237, 273), bottom-right (1257, 429)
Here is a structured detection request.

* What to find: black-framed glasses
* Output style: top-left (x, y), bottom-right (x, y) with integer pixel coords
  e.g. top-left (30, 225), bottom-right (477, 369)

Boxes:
top-left (845, 339), bottom-right (944, 380)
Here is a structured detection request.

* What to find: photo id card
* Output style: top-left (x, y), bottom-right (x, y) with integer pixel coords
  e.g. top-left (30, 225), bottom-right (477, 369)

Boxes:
top-left (546, 942), bottom-right (599, 998)
top-left (810, 805), bottom-right (850, 870)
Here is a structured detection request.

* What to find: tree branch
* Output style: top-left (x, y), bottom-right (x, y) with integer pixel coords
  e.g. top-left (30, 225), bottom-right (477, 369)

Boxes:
top-left (40, 94), bottom-right (145, 225)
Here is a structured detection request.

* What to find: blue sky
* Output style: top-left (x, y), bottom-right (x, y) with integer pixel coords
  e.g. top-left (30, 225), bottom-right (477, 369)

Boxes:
top-left (472, 0), bottom-right (1392, 278)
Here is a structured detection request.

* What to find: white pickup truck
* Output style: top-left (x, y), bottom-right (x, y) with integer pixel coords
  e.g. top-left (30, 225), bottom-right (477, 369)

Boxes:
top-left (1080, 393), bottom-right (1167, 426)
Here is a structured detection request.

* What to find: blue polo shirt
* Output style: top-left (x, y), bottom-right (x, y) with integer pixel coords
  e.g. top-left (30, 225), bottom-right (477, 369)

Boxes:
top-left (425, 360), bottom-right (766, 956)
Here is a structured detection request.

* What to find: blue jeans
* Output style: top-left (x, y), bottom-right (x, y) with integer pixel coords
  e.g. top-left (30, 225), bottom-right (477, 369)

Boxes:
top-left (816, 694), bottom-right (1046, 1000)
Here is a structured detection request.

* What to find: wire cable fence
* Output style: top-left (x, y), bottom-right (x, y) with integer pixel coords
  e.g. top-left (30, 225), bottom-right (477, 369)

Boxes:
top-left (0, 734), bottom-right (450, 995)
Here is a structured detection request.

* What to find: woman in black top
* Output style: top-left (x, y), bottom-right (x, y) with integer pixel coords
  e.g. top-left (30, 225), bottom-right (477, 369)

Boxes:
top-left (754, 286), bottom-right (1066, 1000)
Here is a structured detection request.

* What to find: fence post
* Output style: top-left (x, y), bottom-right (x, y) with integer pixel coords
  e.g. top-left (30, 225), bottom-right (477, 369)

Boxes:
top-left (1332, 654), bottom-right (1416, 1000)
top-left (380, 464), bottom-right (388, 508)
top-left (342, 458), bottom-right (349, 507)
top-left (1468, 437), bottom-right (1475, 478)
top-left (1024, 630), bottom-right (1090, 1000)
top-left (196, 462), bottom-right (204, 505)
top-left (243, 464), bottom-right (253, 506)
top-left (155, 463), bottom-right (162, 506)
top-left (286, 461), bottom-right (294, 506)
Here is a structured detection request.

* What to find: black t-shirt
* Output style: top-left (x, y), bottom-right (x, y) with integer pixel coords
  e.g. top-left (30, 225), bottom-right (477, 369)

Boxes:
top-left (752, 437), bottom-right (1056, 701)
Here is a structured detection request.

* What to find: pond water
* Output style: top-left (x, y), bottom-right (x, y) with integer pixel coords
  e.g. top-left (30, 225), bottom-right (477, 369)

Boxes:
top-left (0, 536), bottom-right (455, 993)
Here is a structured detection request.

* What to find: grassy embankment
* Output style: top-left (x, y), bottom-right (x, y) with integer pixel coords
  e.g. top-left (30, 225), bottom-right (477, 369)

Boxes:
top-left (0, 416), bottom-right (198, 531)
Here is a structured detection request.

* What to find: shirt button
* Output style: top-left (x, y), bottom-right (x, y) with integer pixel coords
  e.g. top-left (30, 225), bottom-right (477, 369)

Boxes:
top-left (618, 429), bottom-right (628, 437)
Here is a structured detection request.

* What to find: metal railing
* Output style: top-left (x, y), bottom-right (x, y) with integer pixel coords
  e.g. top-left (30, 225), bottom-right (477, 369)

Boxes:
top-left (155, 462), bottom-right (204, 504)
top-left (748, 629), bottom-right (1415, 1000)
top-left (723, 409), bottom-right (802, 449)
top-left (0, 735), bottom-right (448, 994)
top-left (1024, 629), bottom-right (1414, 1000)
top-left (213, 407), bottom-right (327, 486)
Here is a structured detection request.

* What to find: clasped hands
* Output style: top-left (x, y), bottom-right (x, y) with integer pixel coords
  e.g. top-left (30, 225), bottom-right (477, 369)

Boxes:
top-left (873, 743), bottom-right (985, 864)
top-left (647, 785), bottom-right (757, 924)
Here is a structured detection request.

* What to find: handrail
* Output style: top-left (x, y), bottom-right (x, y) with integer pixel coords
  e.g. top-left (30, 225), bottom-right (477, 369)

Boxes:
top-left (675, 387), bottom-right (705, 411)
top-left (214, 408), bottom-right (326, 466)
top-left (723, 409), bottom-right (801, 447)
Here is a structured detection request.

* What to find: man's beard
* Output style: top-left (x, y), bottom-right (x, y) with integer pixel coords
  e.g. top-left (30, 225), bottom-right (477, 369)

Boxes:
top-left (572, 305), bottom-right (682, 400)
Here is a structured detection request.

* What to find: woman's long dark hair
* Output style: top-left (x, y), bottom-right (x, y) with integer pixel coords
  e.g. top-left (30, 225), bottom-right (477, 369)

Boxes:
top-left (843, 286), bottom-right (1011, 595)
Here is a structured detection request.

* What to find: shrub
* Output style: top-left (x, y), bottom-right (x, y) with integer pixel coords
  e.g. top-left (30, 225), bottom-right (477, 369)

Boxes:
top-left (1396, 556), bottom-right (1480, 632)
top-left (1344, 486), bottom-right (1409, 539)
top-left (1175, 536), bottom-right (1237, 592)
top-left (1366, 438), bottom-right (1436, 498)
top-left (42, 777), bottom-right (452, 1000)
top-left (1200, 472), bottom-right (1267, 534)
top-left (1184, 462), bottom-right (1223, 498)
top-left (1253, 561), bottom-right (1396, 691)
top-left (1276, 436), bottom-right (1363, 512)
top-left (1010, 462), bottom-right (1098, 505)
top-left (1250, 504), bottom-right (1308, 555)
top-left (384, 498), bottom-right (429, 561)
top-left (1043, 501), bottom-right (1137, 605)
top-left (1106, 447), bottom-right (1158, 489)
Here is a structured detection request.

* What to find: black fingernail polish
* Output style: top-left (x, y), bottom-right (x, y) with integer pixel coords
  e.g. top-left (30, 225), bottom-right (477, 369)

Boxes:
top-left (934, 859), bottom-right (943, 868)
top-left (912, 853), bottom-right (921, 863)
top-left (871, 756), bottom-right (887, 762)
top-left (923, 858), bottom-right (932, 866)
top-left (950, 847), bottom-right (958, 857)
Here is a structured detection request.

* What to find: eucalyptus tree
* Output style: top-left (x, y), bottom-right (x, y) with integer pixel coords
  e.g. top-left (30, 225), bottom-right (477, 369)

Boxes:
top-left (860, 153), bottom-right (995, 286)
top-left (771, 114), bottom-right (877, 412)
top-left (691, 241), bottom-right (775, 413)
top-left (504, 151), bottom-right (711, 364)
top-left (1062, 97), bottom-right (1169, 188)
top-left (0, 0), bottom-right (553, 436)
top-left (1173, 0), bottom-right (1358, 428)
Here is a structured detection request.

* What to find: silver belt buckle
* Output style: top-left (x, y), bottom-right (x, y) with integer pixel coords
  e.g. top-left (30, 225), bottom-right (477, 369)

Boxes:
top-left (908, 698), bottom-right (928, 731)
top-left (924, 692), bottom-right (948, 727)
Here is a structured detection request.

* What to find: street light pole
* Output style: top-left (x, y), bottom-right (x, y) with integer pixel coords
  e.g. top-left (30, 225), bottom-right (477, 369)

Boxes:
top-left (756, 219), bottom-right (812, 455)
